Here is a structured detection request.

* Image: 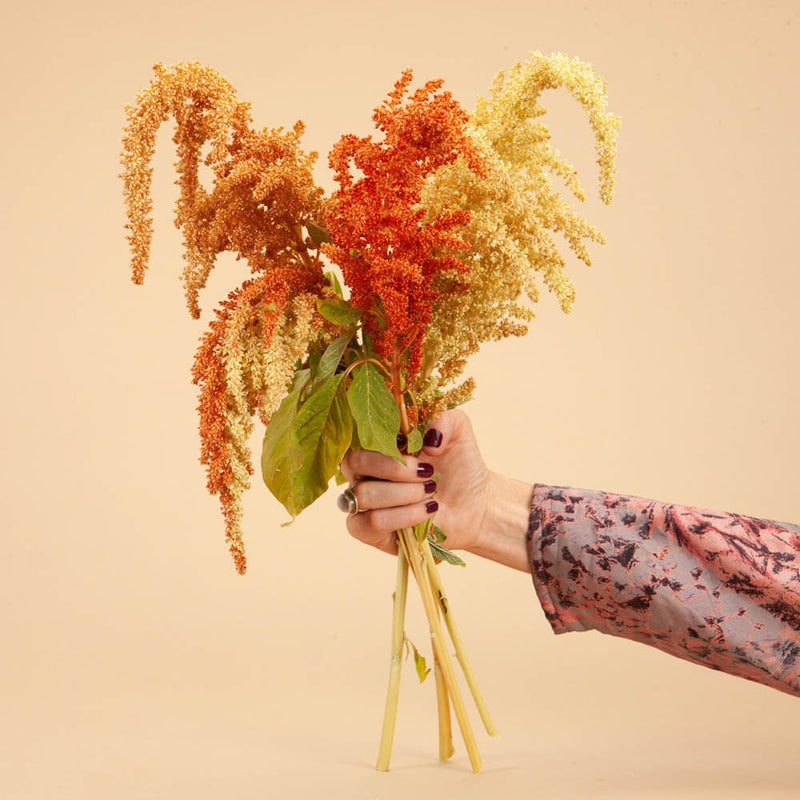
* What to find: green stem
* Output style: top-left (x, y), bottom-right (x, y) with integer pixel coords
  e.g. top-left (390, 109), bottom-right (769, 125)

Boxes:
top-left (398, 528), bottom-right (483, 773)
top-left (421, 537), bottom-right (497, 737)
top-left (376, 545), bottom-right (410, 771)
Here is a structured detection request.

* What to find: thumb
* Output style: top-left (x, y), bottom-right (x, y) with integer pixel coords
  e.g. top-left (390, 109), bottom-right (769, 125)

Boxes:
top-left (420, 408), bottom-right (474, 458)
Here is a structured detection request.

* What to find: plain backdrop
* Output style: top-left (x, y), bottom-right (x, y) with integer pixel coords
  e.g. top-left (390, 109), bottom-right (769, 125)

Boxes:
top-left (1, 1), bottom-right (798, 798)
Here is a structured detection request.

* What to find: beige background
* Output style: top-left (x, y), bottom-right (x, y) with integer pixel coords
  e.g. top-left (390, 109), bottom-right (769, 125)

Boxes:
top-left (1, 1), bottom-right (798, 798)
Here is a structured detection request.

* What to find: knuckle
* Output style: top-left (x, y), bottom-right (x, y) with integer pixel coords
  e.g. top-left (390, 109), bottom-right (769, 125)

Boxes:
top-left (366, 507), bottom-right (396, 534)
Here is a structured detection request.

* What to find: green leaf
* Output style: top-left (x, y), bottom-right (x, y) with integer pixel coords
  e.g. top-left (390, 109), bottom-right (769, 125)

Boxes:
top-left (428, 539), bottom-right (466, 567)
top-left (334, 468), bottom-right (347, 486)
top-left (291, 368), bottom-right (310, 390)
top-left (350, 421), bottom-right (361, 452)
top-left (406, 428), bottom-right (423, 455)
top-left (314, 330), bottom-right (352, 388)
top-left (432, 524), bottom-right (447, 543)
top-left (308, 349), bottom-right (321, 382)
top-left (306, 220), bottom-right (331, 247)
top-left (346, 362), bottom-right (404, 464)
top-left (261, 385), bottom-right (304, 517)
top-left (288, 374), bottom-right (353, 513)
top-left (324, 270), bottom-right (343, 297)
top-left (411, 641), bottom-right (431, 683)
top-left (317, 297), bottom-right (361, 327)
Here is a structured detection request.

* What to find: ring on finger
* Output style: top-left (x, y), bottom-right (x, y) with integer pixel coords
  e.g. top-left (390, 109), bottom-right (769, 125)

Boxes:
top-left (337, 482), bottom-right (364, 516)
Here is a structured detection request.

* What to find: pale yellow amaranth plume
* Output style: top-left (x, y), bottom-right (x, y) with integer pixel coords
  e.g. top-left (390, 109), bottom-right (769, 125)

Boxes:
top-left (219, 291), bottom-right (319, 552)
top-left (417, 52), bottom-right (620, 414)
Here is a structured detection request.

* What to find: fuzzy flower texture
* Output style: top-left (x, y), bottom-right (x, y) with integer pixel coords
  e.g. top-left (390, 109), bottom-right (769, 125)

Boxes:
top-left (121, 54), bottom-right (619, 573)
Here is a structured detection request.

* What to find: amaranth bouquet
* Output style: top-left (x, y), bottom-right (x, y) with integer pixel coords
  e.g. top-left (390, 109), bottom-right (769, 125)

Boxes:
top-left (120, 54), bottom-right (619, 772)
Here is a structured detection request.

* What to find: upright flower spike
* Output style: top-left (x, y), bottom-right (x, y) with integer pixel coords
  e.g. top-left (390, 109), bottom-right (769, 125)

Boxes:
top-left (323, 71), bottom-right (485, 378)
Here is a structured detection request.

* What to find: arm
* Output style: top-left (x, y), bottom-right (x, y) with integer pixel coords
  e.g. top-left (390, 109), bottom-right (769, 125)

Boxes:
top-left (340, 410), bottom-right (800, 698)
top-left (530, 484), bottom-right (800, 698)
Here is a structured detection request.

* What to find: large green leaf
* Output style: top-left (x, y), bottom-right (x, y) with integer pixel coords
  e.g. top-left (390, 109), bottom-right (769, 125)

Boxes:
top-left (314, 330), bottom-right (352, 388)
top-left (346, 362), bottom-right (404, 464)
top-left (261, 384), bottom-right (304, 517)
top-left (317, 297), bottom-right (360, 327)
top-left (288, 374), bottom-right (353, 512)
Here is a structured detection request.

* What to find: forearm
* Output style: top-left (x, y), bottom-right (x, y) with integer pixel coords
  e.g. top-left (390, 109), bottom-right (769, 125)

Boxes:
top-left (527, 483), bottom-right (800, 698)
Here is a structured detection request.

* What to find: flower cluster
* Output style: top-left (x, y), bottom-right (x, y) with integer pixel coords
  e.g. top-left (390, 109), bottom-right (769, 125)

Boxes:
top-left (191, 268), bottom-right (324, 573)
top-left (122, 62), bottom-right (330, 571)
top-left (121, 55), bottom-right (618, 573)
top-left (416, 52), bottom-right (620, 414)
top-left (323, 70), bottom-right (485, 379)
top-left (120, 61), bottom-right (324, 317)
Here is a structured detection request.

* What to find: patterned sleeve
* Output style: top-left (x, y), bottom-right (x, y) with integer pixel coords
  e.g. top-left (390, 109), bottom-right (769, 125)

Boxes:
top-left (527, 484), bottom-right (800, 698)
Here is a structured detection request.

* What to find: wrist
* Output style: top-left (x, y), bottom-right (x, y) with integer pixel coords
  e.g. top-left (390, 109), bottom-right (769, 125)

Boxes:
top-left (465, 472), bottom-right (533, 573)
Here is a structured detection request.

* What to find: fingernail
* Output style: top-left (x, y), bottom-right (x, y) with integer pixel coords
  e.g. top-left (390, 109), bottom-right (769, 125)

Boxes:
top-left (396, 432), bottom-right (407, 450)
top-left (425, 500), bottom-right (439, 514)
top-left (423, 428), bottom-right (443, 448)
top-left (423, 480), bottom-right (437, 494)
top-left (416, 462), bottom-right (434, 478)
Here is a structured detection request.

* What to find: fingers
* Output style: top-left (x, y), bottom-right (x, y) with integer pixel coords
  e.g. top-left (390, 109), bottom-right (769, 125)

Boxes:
top-left (351, 476), bottom-right (437, 512)
top-left (341, 448), bottom-right (434, 484)
top-left (346, 500), bottom-right (439, 555)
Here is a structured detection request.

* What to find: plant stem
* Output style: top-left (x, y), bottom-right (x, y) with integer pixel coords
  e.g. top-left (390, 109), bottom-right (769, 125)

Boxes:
top-left (421, 537), bottom-right (497, 737)
top-left (398, 528), bottom-right (483, 773)
top-left (431, 596), bottom-right (454, 760)
top-left (376, 546), bottom-right (410, 771)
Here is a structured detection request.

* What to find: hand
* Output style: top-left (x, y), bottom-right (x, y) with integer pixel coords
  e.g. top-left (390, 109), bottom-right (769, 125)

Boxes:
top-left (340, 410), bottom-right (533, 572)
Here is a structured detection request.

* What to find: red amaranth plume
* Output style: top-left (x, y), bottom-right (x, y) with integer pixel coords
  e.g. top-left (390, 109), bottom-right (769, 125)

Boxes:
top-left (323, 70), bottom-right (485, 377)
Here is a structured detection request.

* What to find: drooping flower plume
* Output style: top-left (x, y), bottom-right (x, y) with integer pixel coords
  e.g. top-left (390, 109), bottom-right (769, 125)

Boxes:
top-left (120, 61), bottom-right (324, 317)
top-left (191, 268), bottom-right (325, 573)
top-left (122, 62), bottom-right (330, 572)
top-left (416, 52), bottom-right (620, 415)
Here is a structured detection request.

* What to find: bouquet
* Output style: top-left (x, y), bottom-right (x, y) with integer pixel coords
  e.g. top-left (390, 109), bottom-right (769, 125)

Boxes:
top-left (120, 54), bottom-right (618, 772)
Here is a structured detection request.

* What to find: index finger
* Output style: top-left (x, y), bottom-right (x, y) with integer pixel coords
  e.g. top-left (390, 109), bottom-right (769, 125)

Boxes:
top-left (340, 448), bottom-right (434, 484)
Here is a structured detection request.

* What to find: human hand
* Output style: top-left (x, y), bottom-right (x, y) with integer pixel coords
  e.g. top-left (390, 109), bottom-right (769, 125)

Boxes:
top-left (339, 410), bottom-right (490, 555)
top-left (339, 410), bottom-right (533, 572)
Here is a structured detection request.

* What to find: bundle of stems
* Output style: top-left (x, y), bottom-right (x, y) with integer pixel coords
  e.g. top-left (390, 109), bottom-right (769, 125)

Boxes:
top-left (377, 520), bottom-right (496, 772)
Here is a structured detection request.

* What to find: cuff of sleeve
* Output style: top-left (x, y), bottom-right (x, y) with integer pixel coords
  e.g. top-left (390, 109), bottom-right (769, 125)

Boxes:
top-left (527, 483), bottom-right (590, 635)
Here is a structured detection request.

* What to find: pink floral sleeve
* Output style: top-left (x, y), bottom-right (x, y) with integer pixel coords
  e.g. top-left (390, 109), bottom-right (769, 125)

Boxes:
top-left (527, 484), bottom-right (800, 698)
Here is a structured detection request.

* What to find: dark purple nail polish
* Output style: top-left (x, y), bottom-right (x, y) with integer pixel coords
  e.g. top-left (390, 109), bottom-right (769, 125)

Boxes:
top-left (425, 500), bottom-right (439, 514)
top-left (416, 462), bottom-right (434, 478)
top-left (423, 428), bottom-right (443, 448)
top-left (423, 480), bottom-right (437, 494)
top-left (396, 432), bottom-right (407, 450)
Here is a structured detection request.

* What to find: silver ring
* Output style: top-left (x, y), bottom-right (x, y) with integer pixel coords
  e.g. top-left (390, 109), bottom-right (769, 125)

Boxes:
top-left (337, 484), bottom-right (361, 516)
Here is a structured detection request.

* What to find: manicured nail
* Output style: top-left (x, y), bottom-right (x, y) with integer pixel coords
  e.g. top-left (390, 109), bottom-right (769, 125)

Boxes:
top-left (396, 432), bottom-right (407, 450)
top-left (423, 428), bottom-right (443, 448)
top-left (423, 480), bottom-right (437, 494)
top-left (425, 500), bottom-right (439, 514)
top-left (416, 462), bottom-right (434, 478)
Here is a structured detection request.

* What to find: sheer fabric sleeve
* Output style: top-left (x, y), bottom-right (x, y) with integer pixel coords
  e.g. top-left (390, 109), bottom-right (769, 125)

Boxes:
top-left (527, 484), bottom-right (800, 698)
